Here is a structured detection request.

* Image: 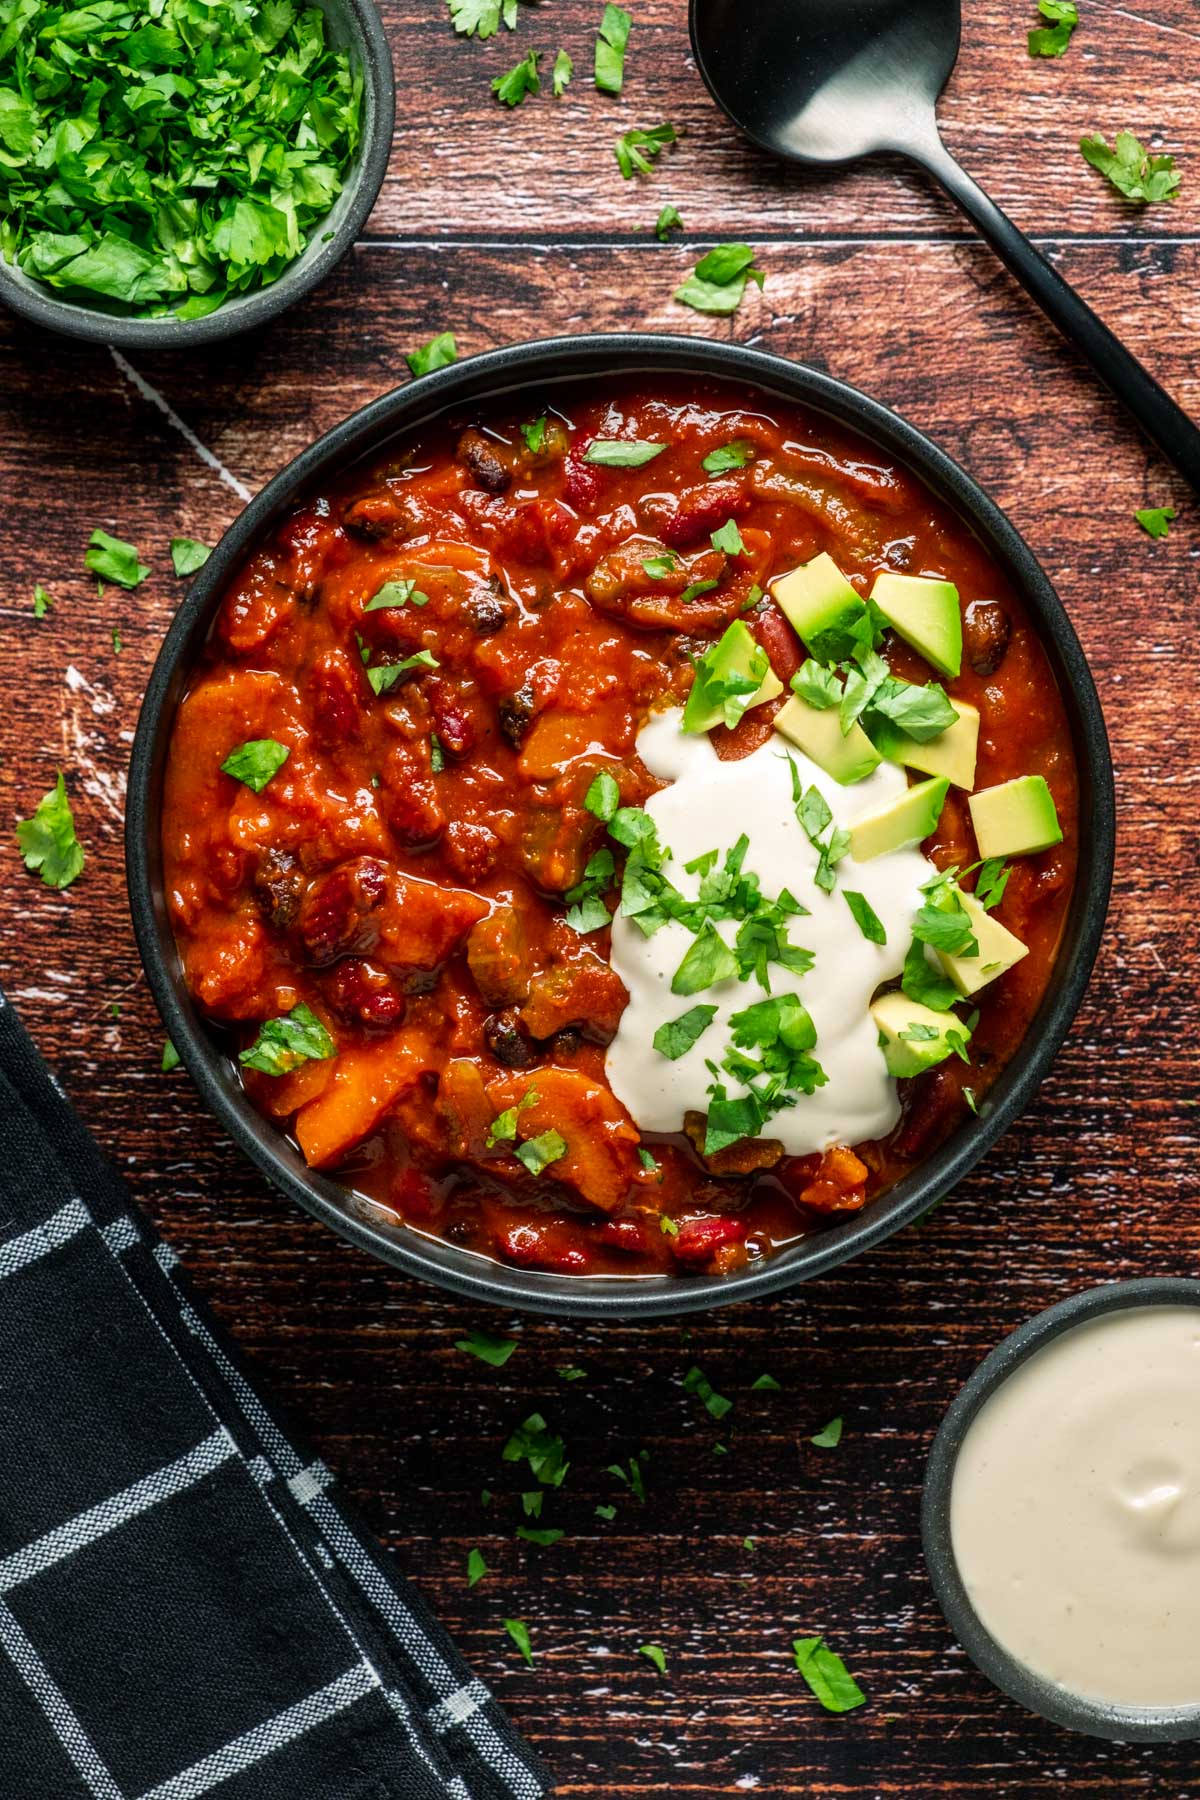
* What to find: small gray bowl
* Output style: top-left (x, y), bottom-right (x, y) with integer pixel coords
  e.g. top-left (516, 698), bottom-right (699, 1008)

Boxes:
top-left (0, 0), bottom-right (394, 349)
top-left (923, 1277), bottom-right (1200, 1741)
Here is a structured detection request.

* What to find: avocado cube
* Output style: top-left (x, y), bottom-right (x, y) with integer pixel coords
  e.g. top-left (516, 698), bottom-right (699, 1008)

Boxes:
top-left (773, 693), bottom-right (881, 785)
top-left (870, 571), bottom-right (962, 679)
top-left (968, 774), bottom-right (1062, 858)
top-left (869, 700), bottom-right (979, 791)
top-left (683, 620), bottom-right (785, 733)
top-left (871, 991), bottom-right (973, 1079)
top-left (771, 553), bottom-right (868, 663)
top-left (847, 776), bottom-right (949, 862)
top-left (936, 889), bottom-right (1028, 996)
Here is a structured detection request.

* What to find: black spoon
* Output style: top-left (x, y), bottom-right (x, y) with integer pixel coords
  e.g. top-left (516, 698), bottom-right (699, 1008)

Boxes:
top-left (690, 0), bottom-right (1200, 491)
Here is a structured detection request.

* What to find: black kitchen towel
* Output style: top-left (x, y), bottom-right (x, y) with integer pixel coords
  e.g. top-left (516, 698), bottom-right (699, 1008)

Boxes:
top-left (0, 990), bottom-right (553, 1800)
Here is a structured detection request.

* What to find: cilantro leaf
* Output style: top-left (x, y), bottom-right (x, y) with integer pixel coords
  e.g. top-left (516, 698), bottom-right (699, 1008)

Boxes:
top-left (407, 333), bottom-right (458, 377)
top-left (455, 1328), bottom-right (517, 1366)
top-left (711, 518), bottom-right (746, 555)
top-left (843, 891), bottom-right (886, 944)
top-left (615, 122), bottom-right (677, 179)
top-left (973, 857), bottom-right (1010, 910)
top-left (865, 677), bottom-right (958, 743)
top-left (792, 1636), bottom-right (866, 1713)
top-left (553, 49), bottom-right (574, 95)
top-left (584, 769), bottom-right (621, 821)
top-left (683, 1365), bottom-right (733, 1419)
top-left (365, 649), bottom-right (439, 694)
top-left (517, 1526), bottom-right (565, 1546)
top-left (493, 48), bottom-right (541, 106)
top-left (751, 1372), bottom-right (781, 1392)
top-left (239, 1003), bottom-right (335, 1075)
top-left (791, 660), bottom-right (841, 710)
top-left (170, 538), bottom-right (211, 577)
top-left (671, 920), bottom-right (738, 995)
top-left (643, 552), bottom-right (680, 579)
top-left (653, 1004), bottom-right (718, 1060)
top-left (655, 204), bottom-right (683, 239)
top-left (637, 1644), bottom-right (667, 1675)
top-left (17, 771), bottom-right (85, 889)
top-left (1136, 505), bottom-right (1176, 539)
top-left (503, 1618), bottom-right (535, 1666)
top-left (503, 1413), bottom-right (569, 1486)
top-left (521, 416), bottom-right (548, 453)
top-left (466, 1547), bottom-right (488, 1586)
top-left (584, 439), bottom-right (666, 467)
top-left (901, 938), bottom-right (961, 1012)
top-left (1028, 0), bottom-right (1077, 56)
top-left (564, 847), bottom-right (615, 933)
top-left (515, 1129), bottom-right (568, 1175)
top-left (220, 738), bottom-right (289, 793)
top-left (31, 584), bottom-right (53, 620)
top-left (1080, 131), bottom-right (1181, 204)
top-left (448, 0), bottom-right (521, 38)
top-left (811, 1416), bottom-right (843, 1448)
top-left (595, 3), bottom-right (631, 93)
top-left (912, 879), bottom-right (977, 956)
top-left (487, 1089), bottom-right (537, 1146)
top-left (682, 621), bottom-right (768, 734)
top-left (674, 243), bottom-right (765, 315)
top-left (702, 441), bottom-right (753, 476)
top-left (703, 1084), bottom-right (765, 1155)
top-left (85, 530), bottom-right (148, 590)
top-left (161, 1039), bottom-right (180, 1074)
top-left (365, 579), bottom-right (430, 610)
top-left (681, 578), bottom-right (719, 604)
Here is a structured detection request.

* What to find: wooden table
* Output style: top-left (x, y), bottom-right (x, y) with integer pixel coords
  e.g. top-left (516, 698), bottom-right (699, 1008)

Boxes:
top-left (2, 3), bottom-right (1197, 1793)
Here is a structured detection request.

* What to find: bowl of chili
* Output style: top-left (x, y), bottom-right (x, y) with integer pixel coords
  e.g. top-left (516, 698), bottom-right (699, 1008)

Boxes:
top-left (126, 334), bottom-right (1114, 1317)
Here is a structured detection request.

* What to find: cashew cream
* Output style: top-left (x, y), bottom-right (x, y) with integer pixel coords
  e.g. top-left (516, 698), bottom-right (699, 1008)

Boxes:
top-left (604, 708), bottom-right (940, 1155)
top-left (950, 1305), bottom-right (1200, 1709)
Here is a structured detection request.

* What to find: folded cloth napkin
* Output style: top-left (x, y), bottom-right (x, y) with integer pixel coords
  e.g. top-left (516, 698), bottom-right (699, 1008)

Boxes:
top-left (0, 993), bottom-right (552, 1800)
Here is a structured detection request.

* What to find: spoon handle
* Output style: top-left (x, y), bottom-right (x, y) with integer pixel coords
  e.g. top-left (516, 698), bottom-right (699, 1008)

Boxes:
top-left (911, 138), bottom-right (1200, 492)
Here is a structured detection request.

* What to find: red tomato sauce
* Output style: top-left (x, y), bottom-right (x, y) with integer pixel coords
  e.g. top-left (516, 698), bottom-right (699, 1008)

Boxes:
top-left (162, 379), bottom-right (1078, 1279)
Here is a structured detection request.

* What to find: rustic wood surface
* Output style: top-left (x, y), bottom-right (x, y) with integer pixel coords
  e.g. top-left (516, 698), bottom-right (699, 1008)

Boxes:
top-left (1, 1), bottom-right (1197, 1792)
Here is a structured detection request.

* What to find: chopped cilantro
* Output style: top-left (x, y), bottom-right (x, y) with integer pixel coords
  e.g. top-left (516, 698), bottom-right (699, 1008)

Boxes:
top-left (1080, 131), bottom-right (1181, 204)
top-left (643, 551), bottom-right (680, 578)
top-left (161, 1039), bottom-right (180, 1074)
top-left (407, 332), bottom-right (458, 378)
top-left (843, 891), bottom-right (886, 945)
top-left (682, 620), bottom-right (768, 733)
top-left (504, 1413), bottom-right (569, 1486)
top-left (111, 625), bottom-right (122, 654)
top-left (430, 733), bottom-right (446, 773)
top-left (516, 1130), bottom-right (568, 1176)
top-left (455, 1328), bottom-right (518, 1366)
top-left (365, 578), bottom-right (430, 610)
top-left (638, 1146), bottom-right (660, 1174)
top-left (653, 1004), bottom-right (718, 1060)
top-left (607, 1450), bottom-right (648, 1501)
top-left (584, 439), bottom-right (666, 467)
top-left (594, 2), bottom-right (631, 93)
top-left (220, 738), bottom-right (289, 793)
top-left (553, 48), bottom-right (574, 95)
top-left (522, 1491), bottom-right (543, 1517)
top-left (913, 876), bottom-right (977, 957)
top-left (449, 0), bottom-right (523, 37)
top-left (711, 518), bottom-right (746, 556)
top-left (675, 242), bottom-right (765, 315)
top-left (702, 441), bottom-right (752, 476)
top-left (595, 1502), bottom-right (617, 1520)
top-left (1027, 0), bottom-right (1077, 55)
top-left (751, 1373), bottom-right (781, 1392)
top-left (239, 1003), bottom-right (335, 1076)
top-left (85, 531), bottom-right (147, 590)
top-left (671, 919), bottom-right (738, 995)
top-left (963, 1085), bottom-right (979, 1114)
top-left (503, 1618), bottom-right (535, 1666)
top-left (466, 1547), bottom-right (488, 1587)
top-left (16, 771), bottom-right (84, 889)
top-left (901, 938), bottom-right (960, 1012)
top-left (31, 583), bottom-right (53, 619)
top-left (521, 416), bottom-right (548, 453)
top-left (811, 1416), bottom-right (843, 1448)
top-left (365, 649), bottom-right (439, 695)
top-left (1135, 505), bottom-right (1175, 539)
top-left (791, 660), bottom-right (841, 710)
top-left (557, 1365), bottom-right (586, 1382)
top-left (743, 1536), bottom-right (756, 1551)
top-left (866, 676), bottom-right (958, 743)
top-left (792, 1635), bottom-right (866, 1713)
top-left (487, 1089), bottom-right (537, 1147)
top-left (615, 122), bottom-right (677, 179)
top-left (584, 768), bottom-right (621, 821)
top-left (564, 847), bottom-right (615, 933)
top-left (655, 204), bottom-right (683, 239)
top-left (493, 47), bottom-right (541, 106)
top-left (658, 1213), bottom-right (678, 1236)
top-left (680, 578), bottom-right (719, 603)
top-left (170, 538), bottom-right (210, 577)
top-left (637, 1644), bottom-right (667, 1676)
top-left (517, 1525), bottom-right (564, 1547)
top-left (683, 1365), bottom-right (733, 1420)
top-left (703, 1084), bottom-right (765, 1155)
top-left (973, 857), bottom-right (1010, 910)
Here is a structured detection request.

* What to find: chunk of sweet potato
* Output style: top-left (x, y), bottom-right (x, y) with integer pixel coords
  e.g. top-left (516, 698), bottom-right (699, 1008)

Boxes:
top-left (374, 875), bottom-right (489, 972)
top-left (294, 1034), bottom-right (437, 1168)
top-left (484, 1067), bottom-right (639, 1213)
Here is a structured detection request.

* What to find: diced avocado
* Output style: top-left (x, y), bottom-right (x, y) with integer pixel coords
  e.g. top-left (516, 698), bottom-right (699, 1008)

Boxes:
top-left (936, 889), bottom-right (1028, 997)
top-left (870, 700), bottom-right (979, 791)
top-left (772, 553), bottom-right (868, 662)
top-left (683, 621), bottom-right (784, 733)
top-left (872, 991), bottom-right (973, 1079)
top-left (773, 693), bottom-right (881, 785)
top-left (848, 776), bottom-right (949, 861)
top-left (968, 774), bottom-right (1062, 858)
top-left (870, 571), bottom-right (962, 679)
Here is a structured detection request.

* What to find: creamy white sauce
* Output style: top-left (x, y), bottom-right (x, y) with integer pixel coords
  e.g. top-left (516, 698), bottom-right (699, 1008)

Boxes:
top-left (951, 1305), bottom-right (1200, 1709)
top-left (604, 709), bottom-right (939, 1155)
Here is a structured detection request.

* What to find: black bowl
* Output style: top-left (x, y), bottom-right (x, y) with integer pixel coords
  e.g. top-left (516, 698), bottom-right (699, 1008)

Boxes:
top-left (922, 1278), bottom-right (1200, 1741)
top-left (125, 333), bottom-right (1115, 1319)
top-left (0, 0), bottom-right (395, 349)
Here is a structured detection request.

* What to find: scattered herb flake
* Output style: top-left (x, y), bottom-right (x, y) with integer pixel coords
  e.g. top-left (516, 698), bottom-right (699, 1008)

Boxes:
top-left (493, 47), bottom-right (541, 106)
top-left (31, 584), bottom-right (53, 619)
top-left (711, 517), bottom-right (746, 556)
top-left (430, 733), bottom-right (446, 773)
top-left (680, 578), bottom-right (719, 604)
top-left (515, 1129), bottom-right (567, 1176)
top-left (843, 891), bottom-right (886, 945)
top-left (811, 1416), bottom-right (843, 1448)
top-left (702, 441), bottom-right (752, 476)
top-left (1080, 130), bottom-right (1181, 204)
top-left (239, 1003), bottom-right (335, 1076)
top-left (584, 768), bottom-right (621, 821)
top-left (517, 1526), bottom-right (565, 1546)
top-left (85, 530), bottom-right (147, 590)
top-left (595, 1502), bottom-right (617, 1520)
top-left (111, 625), bottom-right (122, 654)
top-left (595, 2), bottom-right (631, 94)
top-left (1028, 0), bottom-right (1078, 56)
top-left (642, 552), bottom-right (680, 579)
top-left (683, 1365), bottom-right (733, 1421)
top-left (521, 416), bottom-right (548, 453)
top-left (792, 660), bottom-right (842, 710)
top-left (751, 1373), bottom-right (781, 1392)
top-left (584, 439), bottom-right (667, 467)
top-left (637, 1644), bottom-right (667, 1676)
top-left (407, 332), bottom-right (459, 378)
top-left (504, 1413), bottom-right (569, 1487)
top-left (675, 242), bottom-right (764, 315)
top-left (365, 578), bottom-right (430, 611)
top-left (366, 649), bottom-right (439, 695)
top-left (503, 1618), bottom-right (535, 1666)
top-left (16, 772), bottom-right (84, 889)
top-left (220, 738), bottom-right (290, 794)
top-left (455, 1328), bottom-right (518, 1367)
top-left (553, 48), bottom-right (574, 95)
top-left (655, 204), bottom-right (683, 239)
top-left (522, 1490), bottom-right (544, 1517)
top-left (658, 1214), bottom-right (679, 1236)
top-left (467, 1547), bottom-right (488, 1587)
top-left (973, 857), bottom-right (1010, 911)
top-left (557, 1365), bottom-right (586, 1382)
top-left (792, 1635), bottom-right (866, 1713)
top-left (614, 122), bottom-right (677, 179)
top-left (1135, 505), bottom-right (1176, 539)
top-left (448, 0), bottom-right (522, 38)
top-left (161, 1039), bottom-right (180, 1074)
top-left (171, 538), bottom-right (211, 577)
top-left (653, 1004), bottom-right (718, 1060)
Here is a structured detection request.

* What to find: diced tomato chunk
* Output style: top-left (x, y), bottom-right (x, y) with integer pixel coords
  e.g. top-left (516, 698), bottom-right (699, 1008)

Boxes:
top-left (495, 1221), bottom-right (591, 1274)
top-left (670, 1213), bottom-right (749, 1269)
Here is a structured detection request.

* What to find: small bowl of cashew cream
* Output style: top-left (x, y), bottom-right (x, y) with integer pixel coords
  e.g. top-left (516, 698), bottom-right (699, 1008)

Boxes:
top-left (923, 1278), bottom-right (1200, 1740)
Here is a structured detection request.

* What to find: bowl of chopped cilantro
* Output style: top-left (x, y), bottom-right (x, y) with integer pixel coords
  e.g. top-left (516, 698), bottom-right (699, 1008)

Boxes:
top-left (0, 0), bottom-right (395, 344)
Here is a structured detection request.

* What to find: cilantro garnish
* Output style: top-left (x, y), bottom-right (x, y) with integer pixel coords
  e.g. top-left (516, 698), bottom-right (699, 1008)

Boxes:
top-left (448, 0), bottom-right (523, 37)
top-left (365, 578), bottom-right (430, 610)
top-left (912, 875), bottom-right (978, 957)
top-left (655, 204), bottom-right (683, 239)
top-left (792, 1636), bottom-right (866, 1713)
top-left (407, 332), bottom-right (458, 378)
top-left (487, 1089), bottom-right (537, 1147)
top-left (653, 1004), bottom-right (718, 1060)
top-left (615, 123), bottom-right (677, 180)
top-left (638, 1644), bottom-right (667, 1675)
top-left (111, 625), bottom-right (122, 654)
top-left (711, 518), bottom-right (746, 556)
top-left (607, 1450), bottom-right (649, 1501)
top-left (503, 1413), bottom-right (569, 1486)
top-left (365, 649), bottom-right (439, 695)
top-left (658, 1213), bottom-right (678, 1235)
top-left (811, 1416), bottom-right (843, 1448)
top-left (521, 416), bottom-right (548, 453)
top-left (564, 848), bottom-right (615, 933)
top-left (85, 531), bottom-right (147, 590)
top-left (584, 768), bottom-right (620, 821)
top-left (493, 47), bottom-right (541, 106)
top-left (683, 1365), bottom-right (733, 1420)
top-left (751, 1373), bottom-right (781, 1392)
top-left (1, 4), bottom-right (362, 320)
top-left (584, 439), bottom-right (666, 467)
top-left (900, 939), bottom-right (960, 1012)
top-left (843, 891), bottom-right (886, 945)
top-left (671, 919), bottom-right (738, 995)
top-left (557, 1365), bottom-right (586, 1382)
top-left (161, 1040), bottom-right (180, 1073)
top-left (1135, 505), bottom-right (1175, 539)
top-left (455, 1328), bottom-right (518, 1366)
top-left (638, 1147), bottom-right (660, 1173)
top-left (517, 1525), bottom-right (565, 1547)
top-left (220, 738), bottom-right (289, 793)
top-left (31, 584), bottom-right (52, 620)
top-left (702, 441), bottom-right (752, 476)
top-left (790, 768), bottom-right (850, 893)
top-left (466, 1547), bottom-right (488, 1587)
top-left (515, 1129), bottom-right (567, 1176)
top-left (553, 49), bottom-right (574, 95)
top-left (866, 676), bottom-right (958, 742)
top-left (239, 1004), bottom-right (335, 1075)
top-left (1080, 131), bottom-right (1181, 204)
top-left (963, 1085), bottom-right (979, 1114)
top-left (430, 733), bottom-right (446, 773)
top-left (503, 1618), bottom-right (535, 1666)
top-left (522, 1491), bottom-right (543, 1517)
top-left (595, 1501), bottom-right (618, 1519)
top-left (674, 243), bottom-right (765, 315)
top-left (642, 552), bottom-right (680, 579)
top-left (170, 538), bottom-right (210, 577)
top-left (594, 2), bottom-right (631, 93)
top-left (680, 578), bottom-right (719, 604)
top-left (973, 857), bottom-right (1010, 910)
top-left (16, 771), bottom-right (84, 889)
top-left (681, 621), bottom-right (768, 733)
top-left (1027, 0), bottom-right (1077, 56)
top-left (791, 660), bottom-right (841, 710)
